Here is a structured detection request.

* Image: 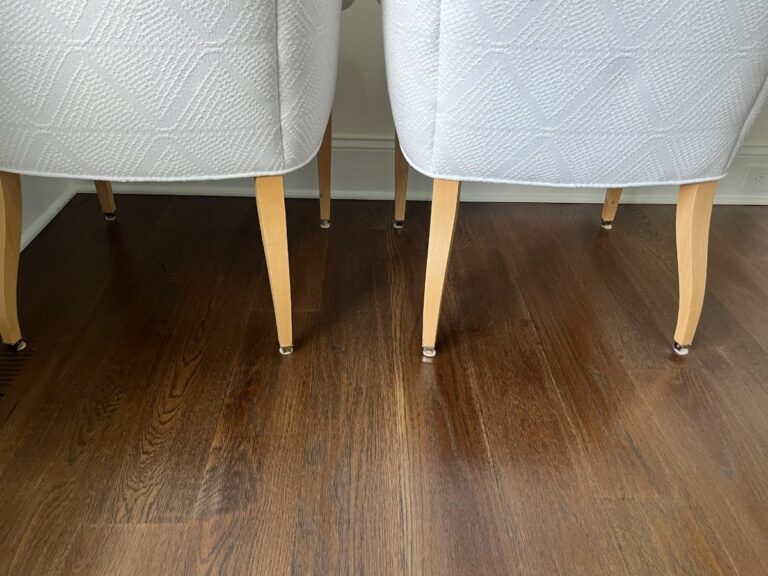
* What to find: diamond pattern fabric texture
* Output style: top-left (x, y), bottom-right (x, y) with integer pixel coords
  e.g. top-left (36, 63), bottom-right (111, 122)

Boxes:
top-left (383, 0), bottom-right (768, 188)
top-left (0, 0), bottom-right (341, 181)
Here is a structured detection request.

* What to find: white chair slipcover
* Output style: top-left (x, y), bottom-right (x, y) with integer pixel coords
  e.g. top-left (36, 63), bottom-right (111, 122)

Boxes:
top-left (382, 0), bottom-right (768, 356)
top-left (0, 0), bottom-right (342, 180)
top-left (0, 0), bottom-right (344, 354)
top-left (384, 0), bottom-right (768, 188)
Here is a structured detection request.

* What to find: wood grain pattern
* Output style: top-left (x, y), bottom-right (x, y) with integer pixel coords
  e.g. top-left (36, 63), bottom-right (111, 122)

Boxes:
top-left (1, 195), bottom-right (767, 575)
top-left (318, 114), bottom-right (333, 225)
top-left (255, 176), bottom-right (292, 350)
top-left (675, 181), bottom-right (717, 347)
top-left (63, 524), bottom-right (188, 575)
top-left (422, 179), bottom-right (461, 351)
top-left (394, 133), bottom-right (409, 225)
top-left (0, 172), bottom-right (22, 345)
top-left (601, 187), bottom-right (623, 226)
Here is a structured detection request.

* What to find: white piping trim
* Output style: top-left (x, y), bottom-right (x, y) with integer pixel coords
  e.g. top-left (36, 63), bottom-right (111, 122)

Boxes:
top-left (397, 144), bottom-right (727, 190)
top-left (0, 135), bottom-right (325, 183)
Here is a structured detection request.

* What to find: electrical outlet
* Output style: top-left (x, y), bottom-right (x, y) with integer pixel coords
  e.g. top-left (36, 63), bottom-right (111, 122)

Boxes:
top-left (742, 167), bottom-right (768, 191)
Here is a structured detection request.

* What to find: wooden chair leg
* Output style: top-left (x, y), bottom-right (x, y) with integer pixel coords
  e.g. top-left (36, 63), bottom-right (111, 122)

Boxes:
top-left (0, 172), bottom-right (25, 351)
top-left (422, 179), bottom-right (461, 357)
top-left (601, 187), bottom-right (623, 229)
top-left (318, 113), bottom-right (332, 229)
top-left (255, 176), bottom-right (293, 355)
top-left (94, 180), bottom-right (117, 221)
top-left (673, 181), bottom-right (717, 356)
top-left (394, 133), bottom-right (409, 229)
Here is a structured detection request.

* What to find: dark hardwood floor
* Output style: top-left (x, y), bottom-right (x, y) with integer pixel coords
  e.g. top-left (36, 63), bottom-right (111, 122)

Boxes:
top-left (1, 194), bottom-right (767, 575)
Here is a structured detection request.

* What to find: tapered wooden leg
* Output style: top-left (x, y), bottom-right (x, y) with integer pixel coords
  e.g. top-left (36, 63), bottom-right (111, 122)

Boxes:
top-left (318, 114), bottom-right (332, 229)
top-left (422, 179), bottom-right (461, 357)
top-left (394, 133), bottom-right (409, 229)
top-left (255, 176), bottom-right (293, 354)
top-left (673, 181), bottom-right (717, 355)
top-left (94, 180), bottom-right (117, 221)
top-left (601, 188), bottom-right (623, 229)
top-left (0, 172), bottom-right (25, 351)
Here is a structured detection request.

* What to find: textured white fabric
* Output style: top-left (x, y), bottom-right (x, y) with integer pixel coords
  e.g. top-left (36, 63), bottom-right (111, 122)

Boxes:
top-left (383, 0), bottom-right (768, 188)
top-left (0, 0), bottom-right (341, 181)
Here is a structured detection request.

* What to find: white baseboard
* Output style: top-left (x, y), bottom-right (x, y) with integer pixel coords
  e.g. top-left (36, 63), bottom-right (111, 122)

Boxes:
top-left (70, 139), bottom-right (768, 205)
top-left (20, 139), bottom-right (768, 250)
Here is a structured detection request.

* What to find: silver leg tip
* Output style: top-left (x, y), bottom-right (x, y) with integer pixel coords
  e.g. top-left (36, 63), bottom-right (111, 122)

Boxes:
top-left (601, 220), bottom-right (613, 230)
top-left (320, 219), bottom-right (331, 229)
top-left (279, 345), bottom-right (294, 356)
top-left (104, 213), bottom-right (117, 222)
top-left (673, 342), bottom-right (689, 356)
top-left (9, 339), bottom-right (27, 353)
top-left (393, 220), bottom-right (405, 230)
top-left (422, 346), bottom-right (437, 358)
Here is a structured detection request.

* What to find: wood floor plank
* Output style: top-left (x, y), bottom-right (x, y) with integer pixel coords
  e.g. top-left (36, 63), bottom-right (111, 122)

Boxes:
top-left (629, 368), bottom-right (768, 575)
top-left (0, 197), bottom-right (186, 575)
top-left (489, 205), bottom-right (680, 501)
top-left (386, 202), bottom-right (532, 575)
top-left (440, 205), bottom-right (629, 575)
top-left (628, 205), bottom-right (768, 448)
top-left (0, 197), bottom-right (766, 575)
top-left (94, 198), bottom-right (271, 524)
top-left (0, 197), bottom-right (269, 571)
top-left (192, 202), bottom-right (406, 574)
top-left (62, 523), bottom-right (187, 576)
top-left (286, 212), bottom-right (404, 575)
top-left (602, 498), bottom-right (734, 576)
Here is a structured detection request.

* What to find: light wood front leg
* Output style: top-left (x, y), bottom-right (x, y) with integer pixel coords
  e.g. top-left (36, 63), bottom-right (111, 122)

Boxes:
top-left (94, 180), bottom-right (117, 221)
top-left (673, 181), bottom-right (717, 355)
top-left (255, 176), bottom-right (293, 355)
top-left (0, 172), bottom-right (25, 351)
top-left (601, 187), bottom-right (623, 229)
top-left (318, 114), bottom-right (332, 229)
top-left (394, 133), bottom-right (409, 229)
top-left (422, 179), bottom-right (461, 357)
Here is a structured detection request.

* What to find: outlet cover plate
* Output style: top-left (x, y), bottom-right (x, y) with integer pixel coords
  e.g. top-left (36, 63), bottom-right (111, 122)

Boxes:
top-left (742, 166), bottom-right (768, 192)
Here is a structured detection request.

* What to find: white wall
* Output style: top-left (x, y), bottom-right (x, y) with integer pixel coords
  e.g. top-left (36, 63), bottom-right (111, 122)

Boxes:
top-left (747, 104), bottom-right (768, 146)
top-left (18, 176), bottom-right (76, 250)
top-left (334, 1), bottom-right (393, 140)
top-left (18, 2), bottom-right (768, 248)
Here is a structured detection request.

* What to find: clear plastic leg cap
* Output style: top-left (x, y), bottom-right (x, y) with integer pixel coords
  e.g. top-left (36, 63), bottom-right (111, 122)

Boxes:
top-left (673, 342), bottom-right (689, 356)
top-left (9, 339), bottom-right (27, 352)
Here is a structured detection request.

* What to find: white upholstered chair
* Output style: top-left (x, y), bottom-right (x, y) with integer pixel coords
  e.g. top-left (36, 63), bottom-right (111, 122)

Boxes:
top-left (0, 0), bottom-right (345, 354)
top-left (383, 0), bottom-right (768, 356)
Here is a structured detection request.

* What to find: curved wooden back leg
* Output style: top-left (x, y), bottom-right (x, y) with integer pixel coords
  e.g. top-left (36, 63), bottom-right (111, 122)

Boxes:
top-left (422, 179), bottom-right (461, 357)
top-left (0, 172), bottom-right (25, 351)
top-left (673, 181), bottom-right (717, 356)
top-left (255, 176), bottom-right (293, 355)
top-left (394, 133), bottom-right (409, 229)
top-left (318, 114), bottom-right (332, 229)
top-left (601, 187), bottom-right (623, 229)
top-left (94, 180), bottom-right (117, 221)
